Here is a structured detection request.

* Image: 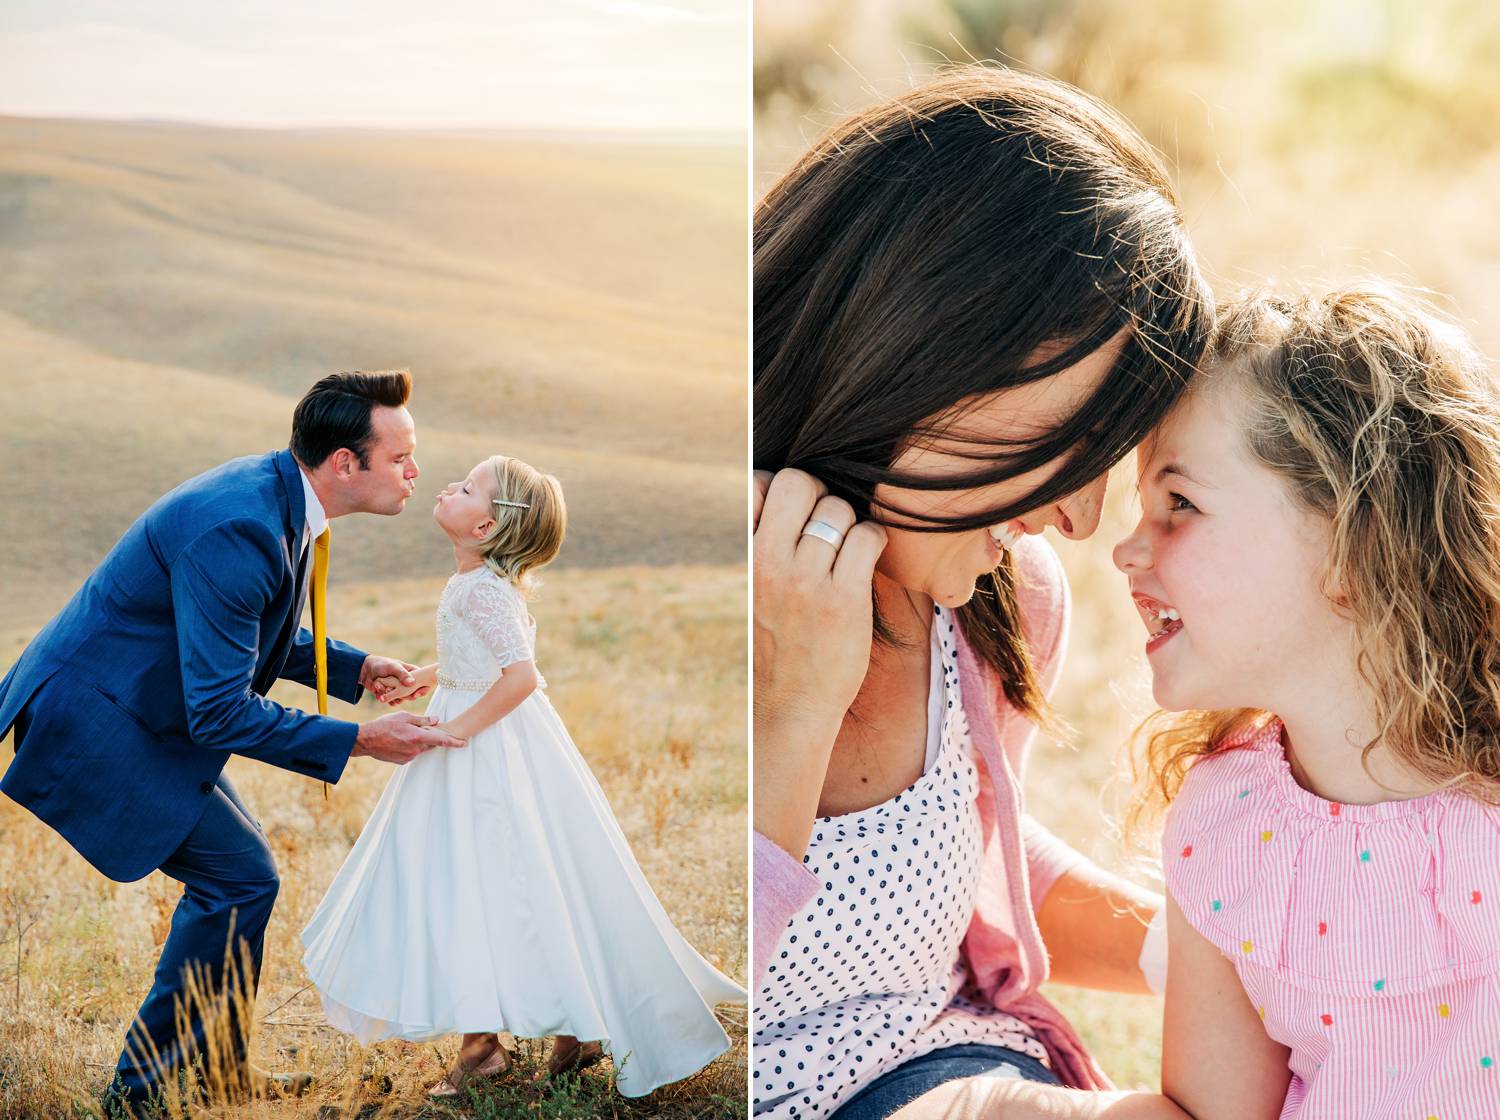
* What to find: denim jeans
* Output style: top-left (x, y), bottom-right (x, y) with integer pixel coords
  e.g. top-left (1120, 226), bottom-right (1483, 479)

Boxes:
top-left (828, 1044), bottom-right (1062, 1120)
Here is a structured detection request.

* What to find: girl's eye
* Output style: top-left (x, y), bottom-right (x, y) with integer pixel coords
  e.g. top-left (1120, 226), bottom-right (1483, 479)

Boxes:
top-left (1167, 492), bottom-right (1196, 513)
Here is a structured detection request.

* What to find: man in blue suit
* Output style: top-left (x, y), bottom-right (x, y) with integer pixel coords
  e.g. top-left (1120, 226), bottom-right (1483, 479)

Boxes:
top-left (0, 369), bottom-right (466, 1111)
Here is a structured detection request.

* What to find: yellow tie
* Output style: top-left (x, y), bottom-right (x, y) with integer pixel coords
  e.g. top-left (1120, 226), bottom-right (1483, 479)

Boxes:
top-left (312, 526), bottom-right (331, 800)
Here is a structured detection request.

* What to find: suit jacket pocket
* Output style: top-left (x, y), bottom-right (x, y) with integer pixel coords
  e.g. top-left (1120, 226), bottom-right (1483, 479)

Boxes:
top-left (89, 685), bottom-right (164, 742)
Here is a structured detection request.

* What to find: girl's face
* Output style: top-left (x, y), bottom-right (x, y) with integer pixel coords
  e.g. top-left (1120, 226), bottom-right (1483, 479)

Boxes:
top-left (433, 460), bottom-right (498, 545)
top-left (870, 334), bottom-right (1124, 607)
top-left (1112, 384), bottom-right (1342, 712)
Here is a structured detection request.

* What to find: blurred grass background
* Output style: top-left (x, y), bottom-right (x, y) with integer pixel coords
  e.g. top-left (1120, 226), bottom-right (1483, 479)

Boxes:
top-left (756, 0), bottom-right (1500, 1086)
top-left (0, 119), bottom-right (746, 1117)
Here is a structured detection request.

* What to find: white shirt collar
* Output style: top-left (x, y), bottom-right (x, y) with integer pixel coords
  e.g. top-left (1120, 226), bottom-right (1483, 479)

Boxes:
top-left (298, 466), bottom-right (329, 544)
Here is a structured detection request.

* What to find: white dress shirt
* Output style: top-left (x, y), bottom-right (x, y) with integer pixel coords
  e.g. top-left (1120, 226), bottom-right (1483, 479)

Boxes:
top-left (299, 467), bottom-right (328, 564)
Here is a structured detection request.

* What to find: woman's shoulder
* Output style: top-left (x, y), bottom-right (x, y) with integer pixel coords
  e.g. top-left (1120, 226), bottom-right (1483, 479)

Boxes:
top-left (1164, 719), bottom-right (1500, 996)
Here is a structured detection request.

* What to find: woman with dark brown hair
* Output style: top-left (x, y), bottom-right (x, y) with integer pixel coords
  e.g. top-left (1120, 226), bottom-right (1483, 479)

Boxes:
top-left (753, 67), bottom-right (1212, 1119)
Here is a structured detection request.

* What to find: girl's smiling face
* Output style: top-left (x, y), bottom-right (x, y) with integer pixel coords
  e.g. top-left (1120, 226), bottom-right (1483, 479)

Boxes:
top-left (1112, 383), bottom-right (1346, 712)
top-left (433, 460), bottom-right (498, 545)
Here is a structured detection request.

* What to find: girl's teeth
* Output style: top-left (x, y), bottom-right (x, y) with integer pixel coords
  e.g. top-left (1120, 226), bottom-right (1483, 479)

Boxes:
top-left (1155, 608), bottom-right (1180, 622)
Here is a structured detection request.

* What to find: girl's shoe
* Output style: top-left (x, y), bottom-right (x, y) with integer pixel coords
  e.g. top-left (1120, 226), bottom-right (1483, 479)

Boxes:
top-left (533, 1038), bottom-right (605, 1083)
top-left (429, 1041), bottom-right (513, 1099)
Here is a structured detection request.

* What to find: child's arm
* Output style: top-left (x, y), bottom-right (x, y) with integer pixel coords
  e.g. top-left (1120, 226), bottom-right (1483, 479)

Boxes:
top-left (1161, 892), bottom-right (1290, 1120)
top-left (434, 660), bottom-right (539, 740)
top-left (889, 1079), bottom-right (1193, 1118)
top-left (885, 905), bottom-right (1291, 1120)
top-left (378, 662), bottom-right (438, 705)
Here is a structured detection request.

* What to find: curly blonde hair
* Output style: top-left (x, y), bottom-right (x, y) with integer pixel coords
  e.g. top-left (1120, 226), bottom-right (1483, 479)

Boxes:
top-left (1128, 283), bottom-right (1500, 838)
top-left (478, 455), bottom-right (566, 596)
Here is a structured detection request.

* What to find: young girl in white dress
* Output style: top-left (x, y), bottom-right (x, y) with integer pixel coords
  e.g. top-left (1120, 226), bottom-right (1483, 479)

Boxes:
top-left (301, 454), bottom-right (745, 1099)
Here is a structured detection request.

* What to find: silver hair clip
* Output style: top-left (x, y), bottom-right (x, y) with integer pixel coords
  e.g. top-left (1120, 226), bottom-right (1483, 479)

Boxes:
top-left (493, 498), bottom-right (531, 509)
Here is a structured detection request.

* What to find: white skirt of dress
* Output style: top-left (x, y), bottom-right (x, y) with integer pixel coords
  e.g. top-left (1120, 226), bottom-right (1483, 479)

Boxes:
top-left (300, 684), bottom-right (746, 1098)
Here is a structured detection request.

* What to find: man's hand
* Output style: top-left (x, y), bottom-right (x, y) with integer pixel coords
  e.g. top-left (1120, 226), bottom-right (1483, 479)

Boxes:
top-left (377, 676), bottom-right (429, 706)
top-left (352, 711), bottom-right (467, 765)
top-left (359, 655), bottom-right (426, 704)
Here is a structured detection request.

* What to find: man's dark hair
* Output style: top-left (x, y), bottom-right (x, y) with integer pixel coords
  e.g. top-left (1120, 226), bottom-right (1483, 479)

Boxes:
top-left (290, 370), bottom-right (412, 469)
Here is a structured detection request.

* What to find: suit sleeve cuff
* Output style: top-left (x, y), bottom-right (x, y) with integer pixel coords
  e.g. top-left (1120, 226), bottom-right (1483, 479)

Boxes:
top-left (290, 717), bottom-right (359, 784)
top-left (327, 641), bottom-right (368, 705)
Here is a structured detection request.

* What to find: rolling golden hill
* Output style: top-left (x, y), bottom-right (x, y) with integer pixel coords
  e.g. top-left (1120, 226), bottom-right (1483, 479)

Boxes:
top-left (0, 118), bottom-right (747, 632)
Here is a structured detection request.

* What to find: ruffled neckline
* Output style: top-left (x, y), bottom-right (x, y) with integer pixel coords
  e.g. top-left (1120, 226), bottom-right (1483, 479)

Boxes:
top-left (1163, 719), bottom-right (1500, 997)
top-left (1236, 718), bottom-right (1455, 824)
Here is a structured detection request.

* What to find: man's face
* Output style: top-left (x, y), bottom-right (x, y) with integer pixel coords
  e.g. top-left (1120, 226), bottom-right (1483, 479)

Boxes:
top-left (342, 405), bottom-right (419, 515)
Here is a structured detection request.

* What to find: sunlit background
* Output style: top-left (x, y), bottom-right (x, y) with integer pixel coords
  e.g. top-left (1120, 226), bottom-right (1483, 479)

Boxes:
top-left (756, 0), bottom-right (1500, 1086)
top-left (0, 3), bottom-right (749, 1115)
top-left (1, 0), bottom-right (745, 134)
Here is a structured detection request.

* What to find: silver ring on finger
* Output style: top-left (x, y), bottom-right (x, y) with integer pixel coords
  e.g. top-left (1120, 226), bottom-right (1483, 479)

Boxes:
top-left (800, 519), bottom-right (846, 550)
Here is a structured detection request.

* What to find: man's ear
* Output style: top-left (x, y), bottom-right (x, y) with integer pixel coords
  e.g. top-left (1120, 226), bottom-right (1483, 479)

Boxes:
top-left (329, 448), bottom-right (359, 479)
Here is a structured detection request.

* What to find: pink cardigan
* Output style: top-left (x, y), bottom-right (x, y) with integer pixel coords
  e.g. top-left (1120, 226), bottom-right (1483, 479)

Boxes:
top-left (753, 536), bottom-right (1112, 1090)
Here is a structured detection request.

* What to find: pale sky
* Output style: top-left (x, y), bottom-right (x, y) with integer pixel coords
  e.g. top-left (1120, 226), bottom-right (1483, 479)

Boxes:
top-left (0, 0), bottom-right (747, 133)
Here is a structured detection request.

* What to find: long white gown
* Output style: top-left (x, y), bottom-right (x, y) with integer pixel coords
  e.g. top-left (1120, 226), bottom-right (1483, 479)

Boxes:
top-left (300, 565), bottom-right (745, 1098)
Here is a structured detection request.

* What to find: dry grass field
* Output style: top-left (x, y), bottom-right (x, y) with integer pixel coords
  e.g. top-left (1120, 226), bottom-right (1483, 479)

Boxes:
top-left (0, 120), bottom-right (747, 1117)
top-left (756, 0), bottom-right (1500, 1089)
top-left (0, 566), bottom-right (747, 1119)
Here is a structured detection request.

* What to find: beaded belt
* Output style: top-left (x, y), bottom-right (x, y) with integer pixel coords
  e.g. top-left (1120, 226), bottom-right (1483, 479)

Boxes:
top-left (436, 672), bottom-right (499, 692)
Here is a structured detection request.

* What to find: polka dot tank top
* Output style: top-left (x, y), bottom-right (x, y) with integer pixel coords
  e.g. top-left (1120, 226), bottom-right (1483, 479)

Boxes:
top-left (753, 605), bottom-right (1048, 1119)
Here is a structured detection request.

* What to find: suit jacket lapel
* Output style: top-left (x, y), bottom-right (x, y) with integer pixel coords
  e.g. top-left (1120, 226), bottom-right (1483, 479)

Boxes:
top-left (257, 450), bottom-right (310, 693)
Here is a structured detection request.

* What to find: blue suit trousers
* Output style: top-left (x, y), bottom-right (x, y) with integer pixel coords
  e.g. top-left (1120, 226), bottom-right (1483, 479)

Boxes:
top-left (105, 773), bottom-right (280, 1103)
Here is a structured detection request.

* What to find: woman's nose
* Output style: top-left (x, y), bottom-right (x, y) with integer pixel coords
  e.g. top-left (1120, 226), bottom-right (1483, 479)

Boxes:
top-left (1052, 474), bottom-right (1107, 540)
top-left (1112, 521), bottom-right (1151, 574)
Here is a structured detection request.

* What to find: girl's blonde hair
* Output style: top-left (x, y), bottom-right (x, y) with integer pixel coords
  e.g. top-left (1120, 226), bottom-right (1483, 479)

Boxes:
top-left (478, 455), bottom-right (566, 595)
top-left (1129, 283), bottom-right (1500, 838)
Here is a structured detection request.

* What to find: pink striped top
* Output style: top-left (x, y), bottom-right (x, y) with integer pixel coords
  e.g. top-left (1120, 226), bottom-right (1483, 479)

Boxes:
top-left (1163, 717), bottom-right (1500, 1119)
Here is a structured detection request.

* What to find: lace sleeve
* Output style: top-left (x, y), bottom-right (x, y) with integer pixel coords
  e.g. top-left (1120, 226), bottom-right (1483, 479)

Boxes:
top-left (461, 573), bottom-right (535, 668)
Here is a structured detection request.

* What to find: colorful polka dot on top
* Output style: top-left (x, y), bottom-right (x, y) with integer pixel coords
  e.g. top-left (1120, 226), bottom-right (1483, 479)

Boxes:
top-left (1163, 713), bottom-right (1500, 1120)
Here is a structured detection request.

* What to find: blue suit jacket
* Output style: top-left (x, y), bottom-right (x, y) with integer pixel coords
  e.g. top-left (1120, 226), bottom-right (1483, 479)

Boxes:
top-left (0, 449), bottom-right (367, 882)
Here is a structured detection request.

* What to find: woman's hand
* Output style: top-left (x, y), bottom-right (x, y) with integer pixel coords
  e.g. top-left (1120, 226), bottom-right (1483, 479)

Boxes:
top-left (752, 468), bottom-right (887, 858)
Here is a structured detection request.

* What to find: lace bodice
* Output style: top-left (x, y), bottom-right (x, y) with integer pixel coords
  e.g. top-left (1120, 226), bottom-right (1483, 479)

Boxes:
top-left (435, 567), bottom-right (546, 691)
